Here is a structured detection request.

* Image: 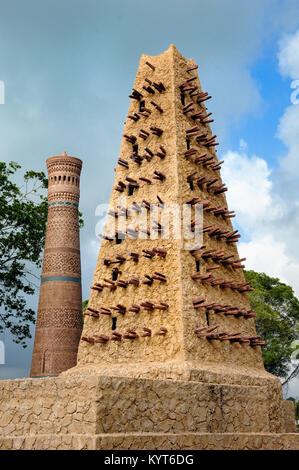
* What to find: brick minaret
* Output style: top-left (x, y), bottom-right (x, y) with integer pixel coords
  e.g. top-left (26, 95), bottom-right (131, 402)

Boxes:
top-left (30, 152), bottom-right (83, 377)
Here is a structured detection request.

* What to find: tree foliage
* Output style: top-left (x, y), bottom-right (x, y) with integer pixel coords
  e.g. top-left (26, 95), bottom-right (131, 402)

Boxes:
top-left (82, 299), bottom-right (88, 315)
top-left (0, 161), bottom-right (48, 347)
top-left (244, 270), bottom-right (299, 379)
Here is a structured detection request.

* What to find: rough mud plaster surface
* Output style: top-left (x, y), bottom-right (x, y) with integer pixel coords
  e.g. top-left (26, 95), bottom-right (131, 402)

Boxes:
top-left (77, 44), bottom-right (263, 370)
top-left (0, 374), bottom-right (280, 436)
top-left (0, 374), bottom-right (298, 449)
top-left (1, 433), bottom-right (299, 450)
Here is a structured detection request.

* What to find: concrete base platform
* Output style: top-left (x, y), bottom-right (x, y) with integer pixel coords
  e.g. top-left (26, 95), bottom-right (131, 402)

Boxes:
top-left (1, 432), bottom-right (299, 450)
top-left (0, 364), bottom-right (298, 450)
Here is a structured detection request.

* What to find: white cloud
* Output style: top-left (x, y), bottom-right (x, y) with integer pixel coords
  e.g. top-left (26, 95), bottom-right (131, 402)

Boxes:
top-left (221, 147), bottom-right (281, 230)
top-left (277, 104), bottom-right (299, 171)
top-left (222, 141), bottom-right (299, 296)
top-left (221, 29), bottom-right (299, 298)
top-left (239, 139), bottom-right (248, 152)
top-left (239, 235), bottom-right (287, 277)
top-left (278, 29), bottom-right (299, 79)
top-left (239, 235), bottom-right (299, 289)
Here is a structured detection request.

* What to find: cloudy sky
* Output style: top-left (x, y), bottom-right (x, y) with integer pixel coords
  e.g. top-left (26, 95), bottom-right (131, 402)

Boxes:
top-left (0, 0), bottom-right (299, 396)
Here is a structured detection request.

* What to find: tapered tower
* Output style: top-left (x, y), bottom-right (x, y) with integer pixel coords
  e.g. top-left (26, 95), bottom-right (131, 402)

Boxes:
top-left (76, 45), bottom-right (264, 374)
top-left (30, 152), bottom-right (83, 377)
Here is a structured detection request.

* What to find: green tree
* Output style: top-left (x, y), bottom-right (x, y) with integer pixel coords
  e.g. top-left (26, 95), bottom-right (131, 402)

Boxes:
top-left (0, 161), bottom-right (48, 347)
top-left (82, 299), bottom-right (88, 313)
top-left (244, 270), bottom-right (299, 380)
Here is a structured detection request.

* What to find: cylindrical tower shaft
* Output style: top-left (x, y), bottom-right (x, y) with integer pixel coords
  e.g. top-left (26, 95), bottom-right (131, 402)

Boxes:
top-left (30, 152), bottom-right (83, 377)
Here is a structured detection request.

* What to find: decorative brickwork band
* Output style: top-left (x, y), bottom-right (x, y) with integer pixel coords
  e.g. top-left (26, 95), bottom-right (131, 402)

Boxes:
top-left (30, 152), bottom-right (83, 377)
top-left (48, 201), bottom-right (79, 208)
top-left (41, 276), bottom-right (81, 283)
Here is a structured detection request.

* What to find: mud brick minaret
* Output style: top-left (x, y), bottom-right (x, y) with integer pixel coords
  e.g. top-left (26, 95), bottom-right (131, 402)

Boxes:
top-left (30, 152), bottom-right (83, 377)
top-left (76, 45), bottom-right (264, 371)
top-left (1, 46), bottom-right (297, 451)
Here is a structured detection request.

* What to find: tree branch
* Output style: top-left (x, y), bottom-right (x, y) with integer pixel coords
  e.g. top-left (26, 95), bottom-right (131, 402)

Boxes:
top-left (282, 363), bottom-right (299, 386)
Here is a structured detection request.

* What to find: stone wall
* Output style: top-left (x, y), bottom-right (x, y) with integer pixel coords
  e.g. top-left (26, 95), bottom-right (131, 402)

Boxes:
top-left (282, 400), bottom-right (297, 433)
top-left (0, 372), bottom-right (298, 450)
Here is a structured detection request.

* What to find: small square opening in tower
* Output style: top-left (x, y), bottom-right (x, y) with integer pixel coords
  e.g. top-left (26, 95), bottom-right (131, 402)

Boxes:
top-left (112, 317), bottom-right (117, 331)
top-left (128, 186), bottom-right (135, 196)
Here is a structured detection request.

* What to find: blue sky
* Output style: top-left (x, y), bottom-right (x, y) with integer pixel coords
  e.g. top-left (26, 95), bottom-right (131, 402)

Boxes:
top-left (0, 0), bottom-right (299, 396)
